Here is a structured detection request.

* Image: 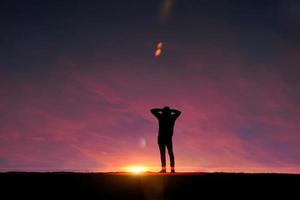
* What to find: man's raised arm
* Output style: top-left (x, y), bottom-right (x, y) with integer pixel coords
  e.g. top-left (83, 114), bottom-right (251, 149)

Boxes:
top-left (151, 108), bottom-right (162, 119)
top-left (171, 109), bottom-right (181, 119)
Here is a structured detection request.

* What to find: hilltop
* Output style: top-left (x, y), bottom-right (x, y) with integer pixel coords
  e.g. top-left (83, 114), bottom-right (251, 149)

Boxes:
top-left (1, 172), bottom-right (299, 199)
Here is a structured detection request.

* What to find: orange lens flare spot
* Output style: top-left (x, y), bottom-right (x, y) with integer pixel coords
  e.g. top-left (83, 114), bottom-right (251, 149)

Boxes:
top-left (157, 42), bottom-right (163, 49)
top-left (155, 42), bottom-right (163, 57)
top-left (155, 49), bottom-right (162, 57)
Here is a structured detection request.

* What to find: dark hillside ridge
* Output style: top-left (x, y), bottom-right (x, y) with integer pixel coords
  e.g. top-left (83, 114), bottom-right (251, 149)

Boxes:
top-left (1, 172), bottom-right (299, 199)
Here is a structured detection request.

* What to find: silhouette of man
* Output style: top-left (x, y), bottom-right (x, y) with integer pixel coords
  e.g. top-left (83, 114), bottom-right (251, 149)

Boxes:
top-left (151, 106), bottom-right (181, 173)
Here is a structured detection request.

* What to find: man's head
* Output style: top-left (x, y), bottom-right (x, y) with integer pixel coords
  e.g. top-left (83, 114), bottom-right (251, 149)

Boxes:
top-left (162, 106), bottom-right (171, 115)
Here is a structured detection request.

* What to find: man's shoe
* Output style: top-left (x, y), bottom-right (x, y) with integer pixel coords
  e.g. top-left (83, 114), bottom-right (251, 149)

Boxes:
top-left (159, 169), bottom-right (166, 173)
top-left (171, 167), bottom-right (175, 173)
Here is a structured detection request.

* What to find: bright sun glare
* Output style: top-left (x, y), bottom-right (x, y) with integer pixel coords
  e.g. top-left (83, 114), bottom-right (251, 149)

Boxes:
top-left (125, 166), bottom-right (148, 173)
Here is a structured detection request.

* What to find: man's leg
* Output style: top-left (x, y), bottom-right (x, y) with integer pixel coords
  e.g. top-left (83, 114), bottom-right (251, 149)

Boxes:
top-left (158, 142), bottom-right (166, 172)
top-left (166, 139), bottom-right (175, 172)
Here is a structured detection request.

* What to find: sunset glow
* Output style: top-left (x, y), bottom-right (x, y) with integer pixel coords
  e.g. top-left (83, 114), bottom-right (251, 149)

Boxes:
top-left (124, 166), bottom-right (148, 173)
top-left (0, 1), bottom-right (299, 174)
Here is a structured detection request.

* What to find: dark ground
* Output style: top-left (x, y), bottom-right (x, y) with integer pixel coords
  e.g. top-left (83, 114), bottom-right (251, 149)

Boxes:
top-left (0, 172), bottom-right (299, 199)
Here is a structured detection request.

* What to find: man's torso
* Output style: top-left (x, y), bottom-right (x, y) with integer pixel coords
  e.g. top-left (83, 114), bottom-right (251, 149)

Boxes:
top-left (158, 117), bottom-right (175, 139)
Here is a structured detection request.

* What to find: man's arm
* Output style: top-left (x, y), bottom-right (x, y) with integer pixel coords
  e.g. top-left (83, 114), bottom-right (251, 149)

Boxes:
top-left (170, 109), bottom-right (181, 119)
top-left (150, 108), bottom-right (162, 119)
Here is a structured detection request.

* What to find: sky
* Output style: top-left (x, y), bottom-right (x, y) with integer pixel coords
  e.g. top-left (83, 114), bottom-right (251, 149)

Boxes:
top-left (0, 0), bottom-right (300, 173)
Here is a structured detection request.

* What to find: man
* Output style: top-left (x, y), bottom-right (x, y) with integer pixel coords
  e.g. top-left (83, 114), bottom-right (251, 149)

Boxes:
top-left (150, 106), bottom-right (181, 173)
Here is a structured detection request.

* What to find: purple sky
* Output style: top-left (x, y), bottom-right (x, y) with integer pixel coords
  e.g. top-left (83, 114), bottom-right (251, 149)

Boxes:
top-left (0, 0), bottom-right (299, 173)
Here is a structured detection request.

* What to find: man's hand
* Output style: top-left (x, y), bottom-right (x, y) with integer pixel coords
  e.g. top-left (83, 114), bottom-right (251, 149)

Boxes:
top-left (151, 108), bottom-right (163, 118)
top-left (170, 109), bottom-right (181, 119)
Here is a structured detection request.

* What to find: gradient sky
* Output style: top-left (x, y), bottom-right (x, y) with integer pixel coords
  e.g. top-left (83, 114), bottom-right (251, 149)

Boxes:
top-left (0, 0), bottom-right (300, 173)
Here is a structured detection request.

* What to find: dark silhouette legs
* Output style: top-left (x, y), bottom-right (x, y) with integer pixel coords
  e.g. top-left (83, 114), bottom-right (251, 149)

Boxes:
top-left (158, 142), bottom-right (166, 168)
top-left (158, 138), bottom-right (175, 172)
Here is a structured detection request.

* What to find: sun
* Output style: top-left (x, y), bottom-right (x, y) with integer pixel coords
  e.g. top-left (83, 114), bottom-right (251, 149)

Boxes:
top-left (124, 166), bottom-right (148, 174)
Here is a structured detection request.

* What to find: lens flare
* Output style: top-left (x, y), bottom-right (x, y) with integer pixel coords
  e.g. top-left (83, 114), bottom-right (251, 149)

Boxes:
top-left (157, 42), bottom-right (163, 49)
top-left (160, 0), bottom-right (173, 23)
top-left (154, 42), bottom-right (163, 57)
top-left (155, 48), bottom-right (162, 57)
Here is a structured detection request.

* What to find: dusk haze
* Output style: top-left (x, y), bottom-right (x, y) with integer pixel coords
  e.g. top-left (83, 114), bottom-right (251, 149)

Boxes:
top-left (1, 0), bottom-right (299, 174)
